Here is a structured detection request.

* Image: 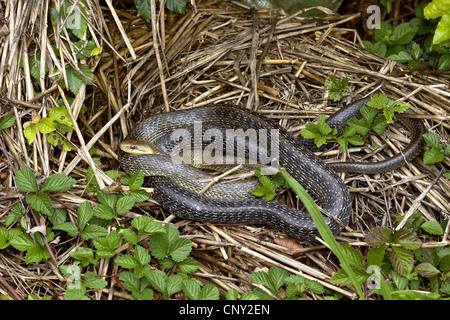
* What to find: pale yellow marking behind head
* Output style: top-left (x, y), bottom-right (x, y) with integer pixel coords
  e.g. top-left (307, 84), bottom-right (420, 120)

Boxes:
top-left (119, 139), bottom-right (167, 155)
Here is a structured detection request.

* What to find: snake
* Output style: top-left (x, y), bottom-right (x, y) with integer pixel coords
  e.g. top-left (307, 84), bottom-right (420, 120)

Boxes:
top-left (117, 97), bottom-right (425, 242)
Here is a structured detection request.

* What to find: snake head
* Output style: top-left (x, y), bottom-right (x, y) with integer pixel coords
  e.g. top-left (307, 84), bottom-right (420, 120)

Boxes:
top-left (119, 139), bottom-right (168, 156)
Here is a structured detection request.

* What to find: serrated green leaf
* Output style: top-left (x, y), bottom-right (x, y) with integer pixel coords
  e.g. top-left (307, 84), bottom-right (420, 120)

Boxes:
top-left (80, 224), bottom-right (108, 240)
top-left (65, 65), bottom-right (93, 95)
top-left (127, 190), bottom-right (150, 203)
top-left (9, 231), bottom-right (35, 251)
top-left (121, 228), bottom-right (139, 245)
top-left (367, 244), bottom-right (386, 268)
top-left (53, 222), bottom-right (79, 237)
top-left (392, 228), bottom-right (422, 249)
top-left (5, 203), bottom-right (24, 227)
top-left (97, 190), bottom-right (117, 209)
top-left (134, 245), bottom-right (151, 266)
top-left (390, 246), bottom-right (414, 276)
top-left (41, 173), bottom-right (76, 193)
top-left (167, 274), bottom-right (184, 297)
top-left (169, 237), bottom-right (192, 262)
top-left (115, 196), bottom-right (136, 215)
top-left (421, 220), bottom-right (444, 235)
top-left (422, 132), bottom-right (441, 148)
top-left (15, 167), bottom-right (38, 193)
top-left (149, 234), bottom-right (169, 260)
top-left (178, 257), bottom-right (201, 274)
top-left (0, 227), bottom-right (9, 249)
top-left (423, 147), bottom-right (445, 164)
top-left (317, 115), bottom-right (332, 135)
top-left (182, 279), bottom-right (201, 300)
top-left (134, 0), bottom-right (152, 22)
top-left (365, 226), bottom-right (392, 247)
top-left (37, 117), bottom-right (56, 134)
top-left (166, 0), bottom-right (186, 13)
top-left (84, 271), bottom-right (108, 289)
top-left (23, 125), bottom-right (37, 144)
top-left (415, 262), bottom-right (440, 278)
top-left (77, 201), bottom-right (93, 231)
top-left (70, 247), bottom-right (97, 266)
top-left (267, 266), bottom-right (290, 291)
top-left (128, 171), bottom-right (144, 191)
top-left (119, 271), bottom-right (140, 292)
top-left (330, 268), bottom-right (369, 286)
top-left (347, 134), bottom-right (364, 147)
top-left (144, 269), bottom-right (167, 293)
top-left (26, 193), bottom-right (54, 216)
top-left (93, 204), bottom-right (115, 220)
top-left (25, 242), bottom-right (50, 264)
top-left (392, 22), bottom-right (418, 45)
top-left (200, 284), bottom-right (220, 300)
top-left (371, 115), bottom-right (388, 134)
top-left (347, 118), bottom-right (370, 135)
top-left (0, 114), bottom-right (16, 130)
top-left (225, 288), bottom-right (239, 300)
top-left (115, 254), bottom-right (140, 269)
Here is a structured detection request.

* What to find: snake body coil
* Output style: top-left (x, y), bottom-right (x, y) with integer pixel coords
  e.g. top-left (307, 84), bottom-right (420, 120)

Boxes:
top-left (118, 97), bottom-right (425, 242)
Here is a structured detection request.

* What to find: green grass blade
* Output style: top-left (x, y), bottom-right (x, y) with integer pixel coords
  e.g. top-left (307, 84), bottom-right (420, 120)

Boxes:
top-left (280, 170), bottom-right (365, 300)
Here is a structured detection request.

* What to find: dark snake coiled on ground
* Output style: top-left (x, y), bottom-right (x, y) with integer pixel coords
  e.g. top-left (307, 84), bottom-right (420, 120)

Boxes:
top-left (118, 97), bottom-right (425, 242)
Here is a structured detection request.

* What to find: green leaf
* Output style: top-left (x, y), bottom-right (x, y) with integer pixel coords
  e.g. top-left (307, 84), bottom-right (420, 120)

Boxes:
top-left (25, 242), bottom-right (51, 264)
top-left (391, 22), bottom-right (418, 45)
top-left (226, 288), bottom-right (239, 300)
top-left (80, 224), bottom-right (108, 240)
top-left (422, 132), bottom-right (442, 148)
top-left (363, 41), bottom-right (387, 56)
top-left (115, 254), bottom-right (140, 269)
top-left (24, 125), bottom-right (37, 144)
top-left (371, 115), bottom-right (388, 135)
top-left (182, 279), bottom-right (201, 300)
top-left (0, 227), bottom-right (9, 249)
top-left (41, 173), bottom-right (76, 193)
top-left (36, 117), bottom-right (56, 134)
top-left (53, 222), bottom-right (79, 237)
top-left (5, 203), bottom-right (24, 227)
top-left (9, 231), bottom-right (35, 251)
top-left (169, 237), bottom-right (192, 262)
top-left (134, 0), bottom-right (152, 22)
top-left (0, 114), bottom-right (16, 130)
top-left (178, 257), bottom-right (201, 274)
top-left (367, 244), bottom-right (386, 268)
top-left (144, 269), bottom-right (167, 293)
top-left (115, 196), bottom-right (136, 215)
top-left (93, 204), bottom-right (115, 220)
top-left (200, 284), bottom-right (220, 300)
top-left (134, 245), bottom-right (151, 266)
top-left (15, 167), bottom-right (38, 193)
top-left (127, 190), bottom-right (150, 203)
top-left (70, 247), bottom-right (97, 266)
top-left (392, 228), bottom-right (422, 249)
top-left (96, 190), bottom-right (117, 209)
top-left (424, 0), bottom-right (450, 19)
top-left (121, 228), bottom-right (139, 245)
top-left (84, 271), bottom-right (108, 289)
top-left (166, 0), bottom-right (186, 14)
top-left (128, 171), bottom-right (144, 191)
top-left (166, 274), bottom-right (184, 297)
top-left (390, 246), bottom-right (414, 276)
top-left (26, 193), bottom-right (54, 216)
top-left (77, 201), bottom-right (93, 231)
top-left (65, 65), bottom-right (93, 95)
top-left (421, 221), bottom-right (444, 235)
top-left (415, 262), bottom-right (440, 278)
top-left (423, 147), bottom-right (445, 164)
top-left (267, 266), bottom-right (290, 291)
top-left (317, 115), bottom-right (332, 135)
top-left (347, 118), bottom-right (370, 136)
top-left (49, 106), bottom-right (74, 128)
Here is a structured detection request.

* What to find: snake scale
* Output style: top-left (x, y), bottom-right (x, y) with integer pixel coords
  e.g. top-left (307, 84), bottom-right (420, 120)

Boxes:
top-left (118, 97), bottom-right (425, 242)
